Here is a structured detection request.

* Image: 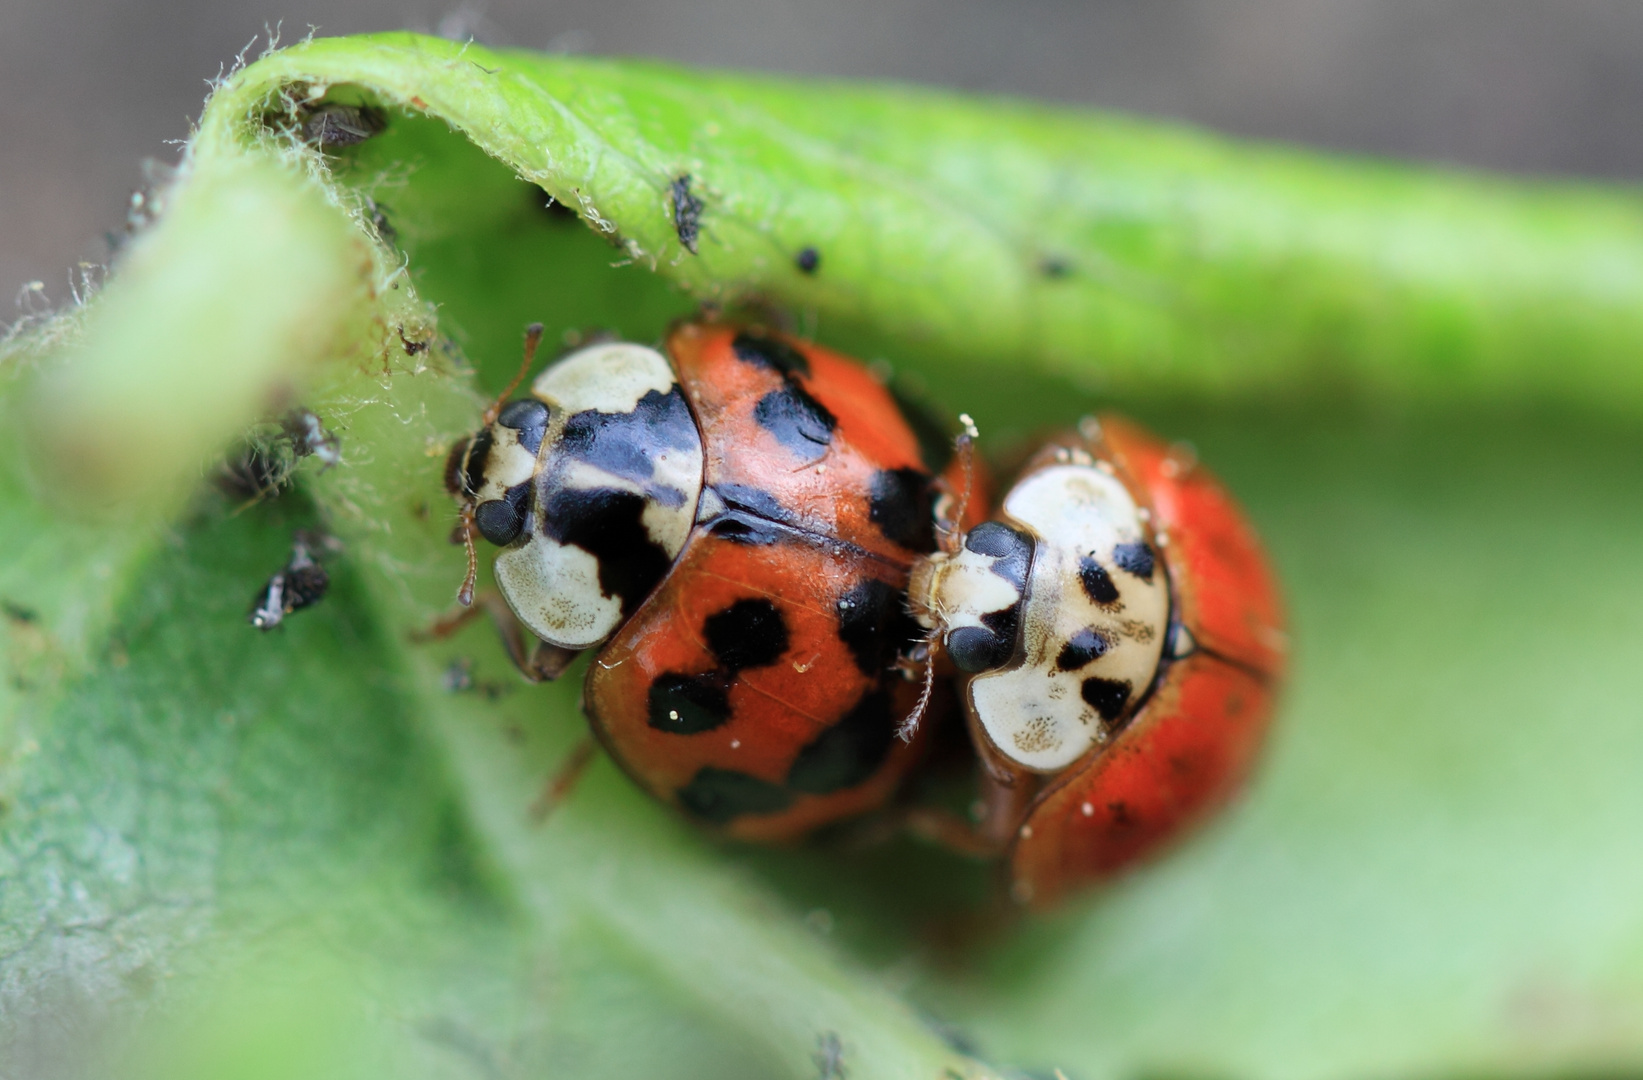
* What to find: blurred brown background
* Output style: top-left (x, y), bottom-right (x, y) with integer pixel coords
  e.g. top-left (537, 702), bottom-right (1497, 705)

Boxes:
top-left (4, 0), bottom-right (1642, 311)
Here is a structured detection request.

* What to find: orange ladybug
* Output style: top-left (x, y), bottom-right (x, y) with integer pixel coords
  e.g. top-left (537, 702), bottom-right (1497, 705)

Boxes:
top-left (907, 416), bottom-right (1286, 907)
top-left (444, 322), bottom-right (977, 841)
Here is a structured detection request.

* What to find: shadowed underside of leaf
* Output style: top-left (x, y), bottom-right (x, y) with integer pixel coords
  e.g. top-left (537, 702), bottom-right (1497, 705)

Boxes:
top-left (4, 29), bottom-right (1643, 1080)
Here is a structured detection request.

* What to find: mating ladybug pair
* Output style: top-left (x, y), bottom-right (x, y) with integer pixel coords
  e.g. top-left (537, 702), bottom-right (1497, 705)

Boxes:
top-left (443, 321), bottom-right (1285, 908)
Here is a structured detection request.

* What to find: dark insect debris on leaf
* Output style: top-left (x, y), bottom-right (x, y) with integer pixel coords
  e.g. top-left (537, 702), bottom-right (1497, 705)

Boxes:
top-left (670, 174), bottom-right (704, 254)
top-left (795, 246), bottom-right (821, 274)
top-left (249, 532), bottom-right (339, 631)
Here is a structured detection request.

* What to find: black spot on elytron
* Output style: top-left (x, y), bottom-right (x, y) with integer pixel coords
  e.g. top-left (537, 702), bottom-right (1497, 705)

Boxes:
top-left (473, 482), bottom-right (533, 546)
top-left (648, 672), bottom-right (732, 734)
top-left (677, 767), bottom-right (793, 824)
top-left (946, 625), bottom-right (1013, 674)
top-left (836, 578), bottom-right (924, 676)
top-left (541, 486), bottom-right (673, 615)
top-left (670, 174), bottom-right (704, 254)
top-left (559, 386), bottom-right (698, 485)
top-left (703, 598), bottom-right (789, 673)
top-left (1081, 676), bottom-right (1132, 722)
top-left (496, 399), bottom-right (549, 455)
top-left (869, 467), bottom-right (935, 551)
top-left (731, 331), bottom-right (812, 378)
top-left (713, 483), bottom-right (797, 524)
top-left (753, 383), bottom-right (837, 458)
top-left (795, 246), bottom-right (821, 274)
top-left (452, 428), bottom-right (493, 499)
top-left (1079, 556), bottom-right (1120, 606)
top-left (787, 690), bottom-right (895, 795)
top-left (1112, 541), bottom-right (1155, 582)
top-left (1057, 627), bottom-right (1114, 671)
top-left (968, 522), bottom-right (1032, 590)
top-left (981, 602), bottom-right (1022, 655)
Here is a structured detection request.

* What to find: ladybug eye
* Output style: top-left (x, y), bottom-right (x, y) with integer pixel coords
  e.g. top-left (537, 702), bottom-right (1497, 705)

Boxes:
top-left (474, 484), bottom-right (532, 546)
top-left (946, 625), bottom-right (1013, 673)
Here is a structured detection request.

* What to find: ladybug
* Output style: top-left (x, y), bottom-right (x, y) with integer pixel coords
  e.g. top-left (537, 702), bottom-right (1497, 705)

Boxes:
top-left (444, 321), bottom-right (978, 841)
top-left (907, 415), bottom-right (1285, 907)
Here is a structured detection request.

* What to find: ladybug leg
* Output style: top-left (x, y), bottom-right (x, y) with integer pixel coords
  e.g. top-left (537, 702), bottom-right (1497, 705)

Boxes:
top-left (904, 767), bottom-right (1035, 857)
top-left (527, 736), bottom-right (599, 823)
top-left (412, 590), bottom-right (584, 683)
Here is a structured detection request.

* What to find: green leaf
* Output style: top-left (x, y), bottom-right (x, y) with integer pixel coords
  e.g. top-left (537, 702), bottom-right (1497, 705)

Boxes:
top-left (5, 30), bottom-right (1643, 1078)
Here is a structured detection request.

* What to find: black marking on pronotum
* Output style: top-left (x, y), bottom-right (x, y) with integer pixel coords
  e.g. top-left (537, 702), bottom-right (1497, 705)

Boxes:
top-left (835, 579), bottom-right (923, 676)
top-left (473, 482), bottom-right (533, 547)
top-left (753, 383), bottom-right (837, 458)
top-left (496, 399), bottom-right (549, 456)
top-left (795, 246), bottom-right (821, 274)
top-left (540, 487), bottom-right (672, 614)
top-left (302, 103), bottom-right (387, 148)
top-left (731, 331), bottom-right (813, 378)
top-left (1081, 676), bottom-right (1132, 722)
top-left (1057, 627), bottom-right (1114, 671)
top-left (786, 690), bottom-right (895, 794)
top-left (869, 467), bottom-right (935, 551)
top-left (967, 522), bottom-right (1032, 590)
top-left (648, 672), bottom-right (732, 734)
top-left (1079, 556), bottom-right (1120, 606)
top-left (559, 386), bottom-right (697, 486)
top-left (704, 598), bottom-right (790, 673)
top-left (670, 174), bottom-right (704, 254)
top-left (677, 767), bottom-right (793, 824)
top-left (1112, 541), bottom-right (1155, 582)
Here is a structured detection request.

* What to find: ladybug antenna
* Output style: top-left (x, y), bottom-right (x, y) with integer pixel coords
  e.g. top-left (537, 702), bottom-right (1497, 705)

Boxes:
top-left (896, 642), bottom-right (938, 742)
top-left (484, 322), bottom-right (545, 425)
top-left (939, 413), bottom-right (980, 555)
top-left (456, 500), bottom-right (479, 607)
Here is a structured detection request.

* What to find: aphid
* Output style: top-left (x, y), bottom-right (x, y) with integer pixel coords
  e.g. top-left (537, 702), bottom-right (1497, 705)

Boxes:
top-left (249, 533), bottom-right (336, 631)
top-left (670, 174), bottom-right (704, 254)
top-left (442, 321), bottom-right (981, 840)
top-left (302, 102), bottom-right (386, 148)
top-left (795, 246), bottom-right (822, 275)
top-left (907, 416), bottom-right (1285, 907)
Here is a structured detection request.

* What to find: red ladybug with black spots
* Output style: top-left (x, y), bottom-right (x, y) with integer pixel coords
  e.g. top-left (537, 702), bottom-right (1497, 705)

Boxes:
top-left (443, 320), bottom-right (980, 841)
top-left (907, 416), bottom-right (1286, 908)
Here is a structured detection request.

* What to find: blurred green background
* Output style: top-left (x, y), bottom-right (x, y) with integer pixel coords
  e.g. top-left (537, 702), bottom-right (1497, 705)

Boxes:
top-left (8, 0), bottom-right (1643, 309)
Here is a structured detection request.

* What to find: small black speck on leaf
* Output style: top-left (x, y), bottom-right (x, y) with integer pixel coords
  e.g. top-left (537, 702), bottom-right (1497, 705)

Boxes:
top-left (1038, 254), bottom-right (1073, 279)
top-left (795, 246), bottom-right (821, 274)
